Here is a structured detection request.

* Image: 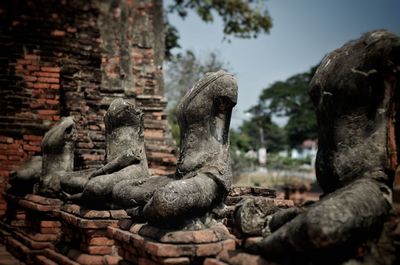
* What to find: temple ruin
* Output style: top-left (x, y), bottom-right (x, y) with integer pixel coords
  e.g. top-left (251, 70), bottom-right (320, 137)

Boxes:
top-left (0, 1), bottom-right (399, 265)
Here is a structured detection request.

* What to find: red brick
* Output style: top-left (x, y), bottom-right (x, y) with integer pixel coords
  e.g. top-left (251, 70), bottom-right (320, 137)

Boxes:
top-left (0, 136), bottom-right (13, 143)
top-left (34, 71), bottom-right (60, 77)
top-left (23, 144), bottom-right (41, 152)
top-left (33, 83), bottom-right (50, 89)
top-left (40, 220), bottom-right (62, 228)
top-left (50, 84), bottom-right (60, 89)
top-left (8, 155), bottom-right (24, 161)
top-left (104, 255), bottom-right (122, 265)
top-left (2, 143), bottom-right (21, 150)
top-left (43, 249), bottom-right (80, 265)
top-left (41, 67), bottom-right (60, 73)
top-left (38, 77), bottom-right (59, 83)
top-left (197, 242), bottom-right (224, 256)
top-left (38, 109), bottom-right (58, 115)
top-left (25, 76), bottom-right (37, 82)
top-left (39, 227), bottom-right (61, 234)
top-left (67, 27), bottom-right (77, 33)
top-left (85, 245), bottom-right (113, 255)
top-left (46, 99), bottom-right (59, 105)
top-left (30, 102), bottom-right (44, 109)
top-left (67, 249), bottom-right (104, 265)
top-left (0, 170), bottom-right (9, 177)
top-left (37, 114), bottom-right (53, 120)
top-left (87, 236), bottom-right (114, 246)
top-left (204, 258), bottom-right (228, 265)
top-left (22, 231), bottom-right (59, 242)
top-left (29, 141), bottom-right (41, 146)
top-left (51, 30), bottom-right (66, 37)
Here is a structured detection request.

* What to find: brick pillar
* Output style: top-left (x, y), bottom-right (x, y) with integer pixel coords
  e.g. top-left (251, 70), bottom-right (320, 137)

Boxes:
top-left (0, 0), bottom-right (177, 213)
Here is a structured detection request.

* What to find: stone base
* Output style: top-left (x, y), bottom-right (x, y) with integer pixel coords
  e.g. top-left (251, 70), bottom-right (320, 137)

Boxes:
top-left (2, 193), bottom-right (27, 230)
top-left (41, 204), bottom-right (129, 265)
top-left (108, 222), bottom-right (236, 265)
top-left (204, 252), bottom-right (272, 265)
top-left (224, 186), bottom-right (294, 238)
top-left (3, 194), bottom-right (63, 264)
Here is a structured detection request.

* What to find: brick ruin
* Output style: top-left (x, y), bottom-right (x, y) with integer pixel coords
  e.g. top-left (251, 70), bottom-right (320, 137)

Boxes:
top-left (1, 2), bottom-right (400, 265)
top-left (0, 0), bottom-right (177, 216)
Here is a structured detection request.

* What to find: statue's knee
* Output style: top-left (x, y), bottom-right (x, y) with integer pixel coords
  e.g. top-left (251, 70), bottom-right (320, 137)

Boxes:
top-left (84, 180), bottom-right (104, 197)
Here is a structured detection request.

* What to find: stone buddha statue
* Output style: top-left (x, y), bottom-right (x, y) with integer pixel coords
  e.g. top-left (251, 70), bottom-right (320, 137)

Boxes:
top-left (244, 30), bottom-right (400, 264)
top-left (112, 70), bottom-right (238, 225)
top-left (61, 99), bottom-right (150, 208)
top-left (37, 116), bottom-right (77, 197)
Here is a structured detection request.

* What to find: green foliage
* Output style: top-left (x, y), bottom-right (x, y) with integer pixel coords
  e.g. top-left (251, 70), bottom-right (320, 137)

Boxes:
top-left (266, 153), bottom-right (310, 170)
top-left (240, 115), bottom-right (286, 152)
top-left (165, 0), bottom-right (273, 57)
top-left (249, 66), bottom-right (319, 148)
top-left (230, 129), bottom-right (251, 153)
top-left (230, 129), bottom-right (257, 179)
top-left (165, 21), bottom-right (180, 60)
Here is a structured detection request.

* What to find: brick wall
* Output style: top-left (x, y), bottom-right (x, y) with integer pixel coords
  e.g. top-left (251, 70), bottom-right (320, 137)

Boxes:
top-left (0, 0), bottom-right (176, 215)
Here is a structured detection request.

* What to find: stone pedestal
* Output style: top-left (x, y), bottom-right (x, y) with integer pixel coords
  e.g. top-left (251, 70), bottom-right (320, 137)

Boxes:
top-left (4, 194), bottom-right (63, 264)
top-left (40, 204), bottom-right (129, 265)
top-left (225, 186), bottom-right (294, 236)
top-left (204, 251), bottom-right (272, 265)
top-left (1, 193), bottom-right (27, 232)
top-left (108, 222), bottom-right (236, 265)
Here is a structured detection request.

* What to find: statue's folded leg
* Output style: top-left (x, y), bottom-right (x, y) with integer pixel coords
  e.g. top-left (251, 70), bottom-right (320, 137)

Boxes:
top-left (112, 175), bottom-right (175, 208)
top-left (60, 169), bottom-right (95, 195)
top-left (143, 173), bottom-right (220, 224)
top-left (246, 178), bottom-right (391, 263)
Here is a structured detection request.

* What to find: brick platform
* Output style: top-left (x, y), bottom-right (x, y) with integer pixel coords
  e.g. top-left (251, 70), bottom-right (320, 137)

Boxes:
top-left (108, 222), bottom-right (236, 265)
top-left (2, 194), bottom-right (63, 264)
top-left (39, 204), bottom-right (130, 265)
top-left (2, 193), bottom-right (27, 232)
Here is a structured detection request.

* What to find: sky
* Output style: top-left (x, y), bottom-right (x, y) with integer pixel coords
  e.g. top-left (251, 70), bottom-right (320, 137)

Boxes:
top-left (165, 0), bottom-right (400, 128)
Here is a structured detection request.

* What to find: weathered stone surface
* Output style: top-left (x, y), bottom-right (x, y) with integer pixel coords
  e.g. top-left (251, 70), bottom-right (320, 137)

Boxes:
top-left (228, 186), bottom-right (276, 198)
top-left (204, 258), bottom-right (229, 265)
top-left (138, 223), bottom-right (231, 244)
top-left (18, 199), bottom-right (61, 213)
top-left (109, 225), bottom-right (236, 264)
top-left (25, 194), bottom-right (63, 206)
top-left (234, 198), bottom-right (295, 236)
top-left (114, 71), bottom-right (238, 225)
top-left (7, 156), bottom-right (42, 196)
top-left (60, 211), bottom-right (119, 229)
top-left (245, 30), bottom-right (400, 264)
top-left (219, 250), bottom-right (273, 265)
top-left (38, 117), bottom-right (77, 197)
top-left (62, 99), bottom-right (150, 209)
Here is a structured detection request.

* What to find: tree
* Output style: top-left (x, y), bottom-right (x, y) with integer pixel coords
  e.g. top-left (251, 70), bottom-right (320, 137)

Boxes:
top-left (165, 0), bottom-right (273, 58)
top-left (240, 114), bottom-right (286, 152)
top-left (249, 66), bottom-right (318, 148)
top-left (164, 50), bottom-right (231, 144)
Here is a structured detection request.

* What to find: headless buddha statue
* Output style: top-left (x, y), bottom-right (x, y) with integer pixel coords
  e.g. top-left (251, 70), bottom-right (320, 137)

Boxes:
top-left (112, 70), bottom-right (238, 225)
top-left (37, 116), bottom-right (77, 197)
top-left (244, 30), bottom-right (400, 264)
top-left (61, 99), bottom-right (149, 208)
